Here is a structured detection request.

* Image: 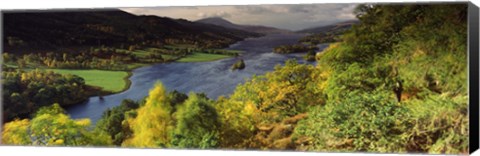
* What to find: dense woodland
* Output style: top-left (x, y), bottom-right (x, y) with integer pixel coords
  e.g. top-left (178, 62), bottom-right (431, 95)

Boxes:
top-left (299, 33), bottom-right (339, 45)
top-left (2, 3), bottom-right (469, 154)
top-left (1, 69), bottom-right (104, 122)
top-left (273, 44), bottom-right (319, 54)
top-left (283, 20), bottom-right (355, 61)
top-left (273, 23), bottom-right (350, 57)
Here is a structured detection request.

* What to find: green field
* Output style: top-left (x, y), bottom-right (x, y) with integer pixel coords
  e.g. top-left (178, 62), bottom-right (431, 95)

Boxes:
top-left (120, 46), bottom-right (240, 63)
top-left (49, 69), bottom-right (129, 92)
top-left (130, 49), bottom-right (151, 57)
top-left (176, 53), bottom-right (231, 62)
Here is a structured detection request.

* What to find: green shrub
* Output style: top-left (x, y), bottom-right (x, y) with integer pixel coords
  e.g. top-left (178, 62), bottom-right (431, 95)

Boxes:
top-left (403, 95), bottom-right (468, 154)
top-left (294, 90), bottom-right (409, 153)
top-left (171, 93), bottom-right (221, 148)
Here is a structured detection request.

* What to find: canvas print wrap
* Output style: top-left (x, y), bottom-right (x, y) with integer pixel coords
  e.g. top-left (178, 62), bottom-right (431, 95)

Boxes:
top-left (1, 3), bottom-right (469, 154)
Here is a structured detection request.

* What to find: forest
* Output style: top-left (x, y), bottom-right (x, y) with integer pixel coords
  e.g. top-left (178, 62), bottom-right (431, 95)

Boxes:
top-left (1, 69), bottom-right (108, 122)
top-left (2, 3), bottom-right (469, 154)
top-left (273, 44), bottom-right (319, 54)
top-left (277, 21), bottom-right (353, 61)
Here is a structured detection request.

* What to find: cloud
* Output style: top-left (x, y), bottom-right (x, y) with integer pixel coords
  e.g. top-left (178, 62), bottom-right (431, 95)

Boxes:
top-left (234, 5), bottom-right (291, 14)
top-left (180, 6), bottom-right (199, 10)
top-left (197, 10), bottom-right (231, 18)
top-left (338, 4), bottom-right (357, 19)
top-left (286, 5), bottom-right (318, 13)
top-left (121, 3), bottom-right (358, 31)
top-left (234, 5), bottom-right (272, 14)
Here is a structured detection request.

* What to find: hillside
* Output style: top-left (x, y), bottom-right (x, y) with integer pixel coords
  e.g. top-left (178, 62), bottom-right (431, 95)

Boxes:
top-left (3, 9), bottom-right (261, 53)
top-left (296, 20), bottom-right (359, 34)
top-left (196, 17), bottom-right (292, 35)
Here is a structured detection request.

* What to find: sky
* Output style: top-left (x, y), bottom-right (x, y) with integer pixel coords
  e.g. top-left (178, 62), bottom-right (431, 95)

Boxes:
top-left (120, 3), bottom-right (358, 31)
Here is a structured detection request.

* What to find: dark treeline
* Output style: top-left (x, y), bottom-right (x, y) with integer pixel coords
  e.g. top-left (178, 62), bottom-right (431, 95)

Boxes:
top-left (4, 48), bottom-right (139, 71)
top-left (298, 20), bottom-right (357, 45)
top-left (299, 33), bottom-right (339, 45)
top-left (3, 45), bottom-right (241, 71)
top-left (162, 46), bottom-right (240, 57)
top-left (273, 44), bottom-right (319, 54)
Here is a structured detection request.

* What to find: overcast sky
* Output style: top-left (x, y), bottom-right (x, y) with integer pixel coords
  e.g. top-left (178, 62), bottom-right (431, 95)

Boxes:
top-left (120, 4), bottom-right (358, 31)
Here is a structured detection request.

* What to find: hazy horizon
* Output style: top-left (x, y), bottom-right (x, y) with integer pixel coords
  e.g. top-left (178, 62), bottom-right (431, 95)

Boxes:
top-left (120, 4), bottom-right (358, 31)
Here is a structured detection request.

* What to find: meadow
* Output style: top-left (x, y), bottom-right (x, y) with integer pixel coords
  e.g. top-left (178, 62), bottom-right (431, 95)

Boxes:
top-left (48, 69), bottom-right (129, 92)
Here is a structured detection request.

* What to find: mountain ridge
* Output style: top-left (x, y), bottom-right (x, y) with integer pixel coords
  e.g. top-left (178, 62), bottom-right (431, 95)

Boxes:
top-left (3, 9), bottom-right (261, 53)
top-left (196, 17), bottom-right (293, 35)
top-left (296, 20), bottom-right (360, 34)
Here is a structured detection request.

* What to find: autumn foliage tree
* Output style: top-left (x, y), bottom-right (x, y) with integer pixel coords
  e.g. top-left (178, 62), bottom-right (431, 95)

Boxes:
top-left (2, 104), bottom-right (111, 146)
top-left (122, 82), bottom-right (173, 148)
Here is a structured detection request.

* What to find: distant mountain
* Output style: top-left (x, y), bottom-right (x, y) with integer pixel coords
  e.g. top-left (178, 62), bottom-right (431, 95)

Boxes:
top-left (196, 17), bottom-right (292, 35)
top-left (297, 20), bottom-right (360, 34)
top-left (3, 9), bottom-right (261, 53)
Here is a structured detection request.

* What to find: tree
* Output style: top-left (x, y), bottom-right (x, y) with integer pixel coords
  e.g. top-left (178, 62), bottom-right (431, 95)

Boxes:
top-left (2, 104), bottom-right (112, 146)
top-left (171, 93), bottom-right (221, 148)
top-left (62, 53), bottom-right (68, 61)
top-left (122, 82), bottom-right (173, 148)
top-left (2, 53), bottom-right (12, 63)
top-left (168, 90), bottom-right (188, 113)
top-left (16, 59), bottom-right (26, 69)
top-left (95, 99), bottom-right (139, 145)
top-left (303, 50), bottom-right (316, 62)
top-left (247, 60), bottom-right (318, 117)
top-left (128, 45), bottom-right (136, 51)
top-left (2, 70), bottom-right (91, 122)
top-left (2, 119), bottom-right (31, 145)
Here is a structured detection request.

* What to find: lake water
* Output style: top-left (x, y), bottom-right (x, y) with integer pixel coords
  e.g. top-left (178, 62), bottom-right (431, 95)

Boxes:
top-left (65, 33), bottom-right (330, 124)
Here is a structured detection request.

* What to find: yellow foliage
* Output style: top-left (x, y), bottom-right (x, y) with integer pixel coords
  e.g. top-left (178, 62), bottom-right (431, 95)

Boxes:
top-left (412, 47), bottom-right (426, 58)
top-left (75, 119), bottom-right (91, 127)
top-left (215, 95), bottom-right (256, 148)
top-left (3, 104), bottom-right (111, 146)
top-left (243, 101), bottom-right (257, 116)
top-left (54, 139), bottom-right (65, 145)
top-left (122, 82), bottom-right (173, 148)
top-left (20, 73), bottom-right (28, 82)
top-left (314, 68), bottom-right (331, 93)
top-left (2, 119), bottom-right (31, 145)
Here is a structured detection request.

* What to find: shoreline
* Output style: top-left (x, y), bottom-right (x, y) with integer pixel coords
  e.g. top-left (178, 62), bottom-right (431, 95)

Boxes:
top-left (85, 48), bottom-right (242, 98)
top-left (49, 39), bottom-right (257, 107)
top-left (66, 33), bottom-right (306, 124)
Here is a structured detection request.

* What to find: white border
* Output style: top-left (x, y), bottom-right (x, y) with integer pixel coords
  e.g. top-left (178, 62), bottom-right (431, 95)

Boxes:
top-left (0, 0), bottom-right (477, 156)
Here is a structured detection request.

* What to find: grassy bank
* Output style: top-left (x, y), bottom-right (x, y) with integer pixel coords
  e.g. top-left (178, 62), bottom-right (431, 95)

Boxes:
top-left (4, 44), bottom-right (242, 96)
top-left (48, 69), bottom-right (129, 93)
